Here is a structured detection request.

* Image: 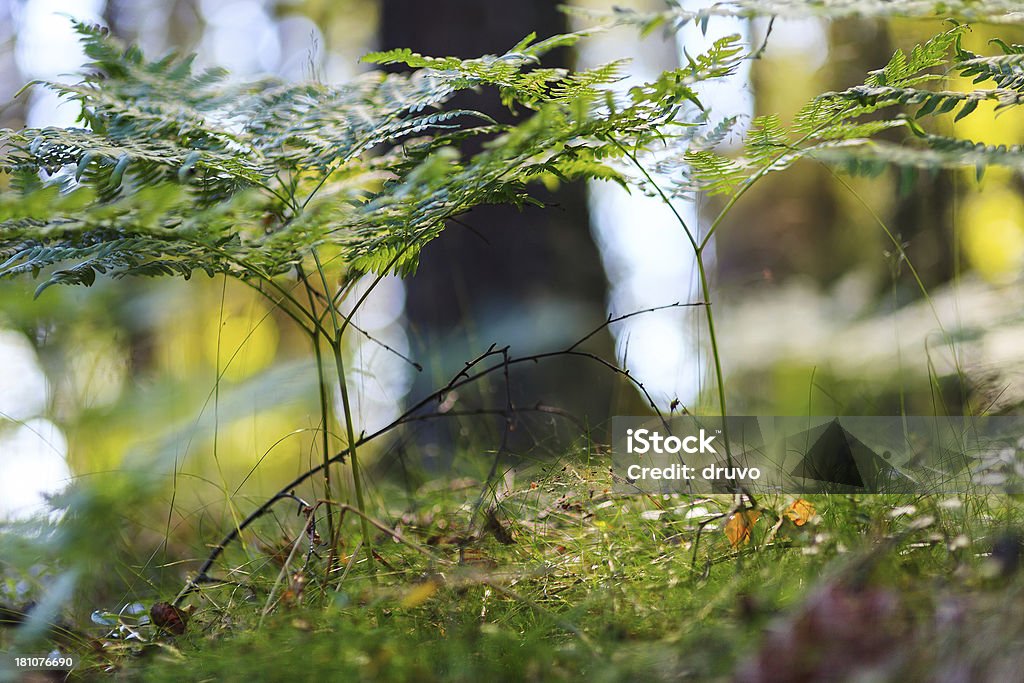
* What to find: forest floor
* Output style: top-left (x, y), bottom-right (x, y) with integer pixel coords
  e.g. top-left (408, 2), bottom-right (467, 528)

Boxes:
top-left (61, 444), bottom-right (1024, 681)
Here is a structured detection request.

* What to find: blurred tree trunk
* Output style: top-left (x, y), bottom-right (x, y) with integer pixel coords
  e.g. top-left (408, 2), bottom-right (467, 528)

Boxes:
top-left (723, 20), bottom-right (895, 288)
top-left (726, 20), bottom-right (954, 292)
top-left (380, 2), bottom-right (620, 451)
top-left (719, 19), bottom-right (967, 413)
top-left (0, 2), bottom-right (26, 129)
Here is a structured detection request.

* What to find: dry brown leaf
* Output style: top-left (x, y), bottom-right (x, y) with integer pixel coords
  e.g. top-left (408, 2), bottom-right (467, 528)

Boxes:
top-left (459, 548), bottom-right (498, 569)
top-left (150, 602), bottom-right (189, 635)
top-left (725, 510), bottom-right (762, 547)
top-left (785, 499), bottom-right (816, 527)
top-left (484, 507), bottom-right (515, 545)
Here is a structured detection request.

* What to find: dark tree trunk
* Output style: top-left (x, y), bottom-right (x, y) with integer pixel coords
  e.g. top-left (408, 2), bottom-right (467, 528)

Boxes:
top-left (379, 2), bottom-right (619, 454)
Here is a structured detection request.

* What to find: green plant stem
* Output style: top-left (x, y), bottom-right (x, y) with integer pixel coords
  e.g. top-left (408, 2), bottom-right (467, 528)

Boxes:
top-left (313, 337), bottom-right (338, 550)
top-left (609, 136), bottom-right (732, 462)
top-left (311, 248), bottom-right (376, 578)
top-left (694, 252), bottom-right (731, 462)
top-left (300, 268), bottom-right (337, 571)
top-left (330, 338), bottom-right (375, 577)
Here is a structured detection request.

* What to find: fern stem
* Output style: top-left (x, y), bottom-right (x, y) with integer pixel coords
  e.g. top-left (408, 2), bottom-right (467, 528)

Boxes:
top-left (694, 252), bottom-right (730, 435)
top-left (607, 136), bottom-right (699, 252)
top-left (330, 337), bottom-right (375, 577)
top-left (300, 267), bottom-right (338, 573)
top-left (311, 248), bottom-right (376, 578)
top-left (697, 125), bottom-right (831, 253)
top-left (607, 135), bottom-right (735, 469)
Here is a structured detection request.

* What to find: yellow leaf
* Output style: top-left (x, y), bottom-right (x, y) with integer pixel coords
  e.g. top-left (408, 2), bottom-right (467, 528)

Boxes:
top-left (725, 509), bottom-right (761, 547)
top-left (400, 580), bottom-right (439, 608)
top-left (785, 498), bottom-right (816, 527)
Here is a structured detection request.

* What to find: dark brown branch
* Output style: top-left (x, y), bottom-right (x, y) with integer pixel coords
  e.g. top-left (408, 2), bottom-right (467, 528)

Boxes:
top-left (174, 301), bottom-right (702, 605)
top-left (440, 342), bottom-right (504, 398)
top-left (398, 404), bottom-right (584, 430)
top-left (566, 301), bottom-right (702, 353)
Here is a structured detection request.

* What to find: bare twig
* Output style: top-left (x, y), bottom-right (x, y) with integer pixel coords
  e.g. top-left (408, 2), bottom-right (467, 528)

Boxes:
top-left (174, 301), bottom-right (703, 605)
top-left (470, 346), bottom-right (516, 526)
top-left (398, 404), bottom-right (584, 430)
top-left (482, 580), bottom-right (602, 656)
top-left (440, 342), bottom-right (504, 398)
top-left (173, 491), bottom-right (311, 606)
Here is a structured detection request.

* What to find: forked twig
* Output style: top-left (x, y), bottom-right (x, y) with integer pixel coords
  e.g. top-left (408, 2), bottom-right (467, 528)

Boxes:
top-left (174, 301), bottom-right (702, 606)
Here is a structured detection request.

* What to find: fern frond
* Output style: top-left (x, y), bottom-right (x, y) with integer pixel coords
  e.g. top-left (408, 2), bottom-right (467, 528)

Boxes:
top-left (673, 23), bottom-right (1024, 201)
top-left (807, 135), bottom-right (1024, 181)
top-left (567, 1), bottom-right (1024, 26)
top-left (689, 116), bottom-right (742, 152)
top-left (1, 127), bottom-right (268, 203)
top-left (957, 53), bottom-right (1024, 91)
top-left (6, 17), bottom-right (1022, 297)
top-left (680, 150), bottom-right (747, 197)
top-left (362, 33), bottom-right (594, 109)
top-left (744, 114), bottom-right (790, 167)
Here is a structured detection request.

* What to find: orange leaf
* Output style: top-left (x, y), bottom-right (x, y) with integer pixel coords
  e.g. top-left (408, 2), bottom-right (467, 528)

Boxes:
top-left (725, 509), bottom-right (761, 547)
top-left (785, 498), bottom-right (816, 527)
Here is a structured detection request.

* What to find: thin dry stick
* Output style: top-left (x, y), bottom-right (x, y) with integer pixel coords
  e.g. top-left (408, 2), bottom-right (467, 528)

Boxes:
top-left (470, 346), bottom-right (515, 526)
top-left (482, 580), bottom-right (602, 656)
top-left (400, 404), bottom-right (584, 431)
top-left (174, 302), bottom-right (701, 605)
top-left (329, 502), bottom-right (450, 566)
top-left (259, 521), bottom-right (308, 627)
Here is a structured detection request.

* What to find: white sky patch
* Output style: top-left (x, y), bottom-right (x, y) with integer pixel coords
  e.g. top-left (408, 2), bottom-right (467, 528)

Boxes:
top-left (2, 0), bottom-right (88, 521)
top-left (0, 418), bottom-right (70, 520)
top-left (342, 275), bottom-right (406, 331)
top-left (338, 275), bottom-right (414, 435)
top-left (0, 329), bottom-right (49, 421)
top-left (276, 14), bottom-right (325, 81)
top-left (753, 16), bottom-right (830, 71)
top-left (589, 180), bottom-right (704, 405)
top-left (198, 0), bottom-right (280, 76)
top-left (14, 0), bottom-right (106, 126)
top-left (0, 329), bottom-right (69, 522)
top-left (13, 0), bottom-right (105, 80)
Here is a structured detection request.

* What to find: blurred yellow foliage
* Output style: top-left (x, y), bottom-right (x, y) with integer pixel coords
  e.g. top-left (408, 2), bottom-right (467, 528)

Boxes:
top-left (960, 184), bottom-right (1024, 281)
top-left (400, 579), bottom-right (439, 608)
top-left (950, 77), bottom-right (1024, 147)
top-left (205, 296), bottom-right (280, 382)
